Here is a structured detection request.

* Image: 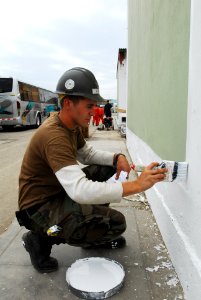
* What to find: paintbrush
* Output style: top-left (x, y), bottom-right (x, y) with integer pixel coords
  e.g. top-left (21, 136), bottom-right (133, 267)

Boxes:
top-left (130, 160), bottom-right (188, 182)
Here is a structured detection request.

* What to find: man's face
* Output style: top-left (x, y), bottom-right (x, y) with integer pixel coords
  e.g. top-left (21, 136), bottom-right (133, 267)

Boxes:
top-left (68, 98), bottom-right (96, 128)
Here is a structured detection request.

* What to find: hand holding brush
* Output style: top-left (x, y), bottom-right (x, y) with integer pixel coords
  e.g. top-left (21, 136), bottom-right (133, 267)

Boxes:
top-left (130, 160), bottom-right (188, 182)
top-left (122, 162), bottom-right (168, 196)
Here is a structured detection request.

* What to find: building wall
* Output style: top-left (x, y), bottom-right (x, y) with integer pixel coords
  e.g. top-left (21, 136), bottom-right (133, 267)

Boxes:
top-left (117, 55), bottom-right (127, 111)
top-left (116, 52), bottom-right (127, 128)
top-left (127, 0), bottom-right (190, 161)
top-left (127, 0), bottom-right (201, 299)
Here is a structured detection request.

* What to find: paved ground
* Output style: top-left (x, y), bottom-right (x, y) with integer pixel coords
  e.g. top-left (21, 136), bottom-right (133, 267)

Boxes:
top-left (0, 123), bottom-right (185, 300)
top-left (0, 126), bottom-right (36, 234)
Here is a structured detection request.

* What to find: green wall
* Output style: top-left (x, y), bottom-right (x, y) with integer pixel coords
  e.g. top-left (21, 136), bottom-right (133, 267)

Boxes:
top-left (127, 0), bottom-right (191, 161)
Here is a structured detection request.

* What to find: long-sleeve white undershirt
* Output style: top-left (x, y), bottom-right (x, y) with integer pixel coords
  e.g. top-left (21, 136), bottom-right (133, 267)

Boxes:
top-left (55, 143), bottom-right (123, 205)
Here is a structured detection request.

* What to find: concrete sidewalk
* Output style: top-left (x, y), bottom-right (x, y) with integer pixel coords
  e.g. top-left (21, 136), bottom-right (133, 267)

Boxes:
top-left (0, 126), bottom-right (184, 300)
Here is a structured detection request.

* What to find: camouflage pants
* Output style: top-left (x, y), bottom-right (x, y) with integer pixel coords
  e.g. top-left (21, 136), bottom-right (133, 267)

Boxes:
top-left (28, 165), bottom-right (126, 247)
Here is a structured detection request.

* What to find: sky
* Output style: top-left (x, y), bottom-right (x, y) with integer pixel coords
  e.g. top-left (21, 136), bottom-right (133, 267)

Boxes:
top-left (0, 0), bottom-right (127, 99)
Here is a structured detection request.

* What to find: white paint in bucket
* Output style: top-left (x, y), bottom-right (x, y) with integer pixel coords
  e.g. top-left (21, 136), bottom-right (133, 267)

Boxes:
top-left (66, 257), bottom-right (125, 298)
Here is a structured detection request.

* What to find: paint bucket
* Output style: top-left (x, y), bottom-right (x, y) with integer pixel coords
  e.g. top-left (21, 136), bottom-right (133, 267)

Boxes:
top-left (66, 257), bottom-right (125, 299)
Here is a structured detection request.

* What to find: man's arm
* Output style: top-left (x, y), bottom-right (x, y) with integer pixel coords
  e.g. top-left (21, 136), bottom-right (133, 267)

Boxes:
top-left (77, 144), bottom-right (131, 174)
top-left (55, 162), bottom-right (167, 205)
top-left (77, 143), bottom-right (115, 166)
top-left (55, 165), bottom-right (123, 205)
top-left (122, 162), bottom-right (167, 195)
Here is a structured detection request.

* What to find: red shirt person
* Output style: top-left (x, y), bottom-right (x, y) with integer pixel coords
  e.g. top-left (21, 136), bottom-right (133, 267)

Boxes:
top-left (92, 104), bottom-right (100, 126)
top-left (99, 106), bottom-right (104, 124)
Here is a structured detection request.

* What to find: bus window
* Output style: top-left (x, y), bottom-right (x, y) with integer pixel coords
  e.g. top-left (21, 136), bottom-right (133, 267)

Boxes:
top-left (0, 78), bottom-right (13, 93)
top-left (17, 101), bottom-right (21, 116)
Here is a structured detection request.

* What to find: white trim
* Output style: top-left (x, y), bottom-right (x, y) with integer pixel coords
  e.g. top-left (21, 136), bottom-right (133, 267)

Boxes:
top-left (126, 127), bottom-right (201, 299)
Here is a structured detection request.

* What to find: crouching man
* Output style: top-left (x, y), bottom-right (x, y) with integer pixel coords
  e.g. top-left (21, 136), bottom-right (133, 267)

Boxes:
top-left (16, 67), bottom-right (167, 273)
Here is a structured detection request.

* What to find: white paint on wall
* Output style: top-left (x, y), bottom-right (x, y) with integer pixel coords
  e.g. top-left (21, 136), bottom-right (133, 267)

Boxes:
top-left (186, 0), bottom-right (201, 231)
top-left (127, 127), bottom-right (201, 300)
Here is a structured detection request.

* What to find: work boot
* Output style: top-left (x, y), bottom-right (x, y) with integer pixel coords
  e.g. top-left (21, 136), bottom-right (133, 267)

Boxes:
top-left (22, 231), bottom-right (58, 273)
top-left (83, 236), bottom-right (126, 250)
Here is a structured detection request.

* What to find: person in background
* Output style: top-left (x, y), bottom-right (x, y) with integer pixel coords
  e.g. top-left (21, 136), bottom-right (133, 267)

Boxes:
top-left (16, 67), bottom-right (167, 274)
top-left (92, 104), bottom-right (100, 126)
top-left (104, 100), bottom-right (112, 117)
top-left (99, 105), bottom-right (104, 124)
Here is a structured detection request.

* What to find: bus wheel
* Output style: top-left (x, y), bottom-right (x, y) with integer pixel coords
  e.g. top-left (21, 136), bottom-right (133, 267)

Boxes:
top-left (35, 115), bottom-right (41, 128)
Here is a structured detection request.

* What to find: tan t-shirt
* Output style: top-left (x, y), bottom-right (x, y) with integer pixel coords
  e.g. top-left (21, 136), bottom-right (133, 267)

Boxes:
top-left (18, 113), bottom-right (85, 210)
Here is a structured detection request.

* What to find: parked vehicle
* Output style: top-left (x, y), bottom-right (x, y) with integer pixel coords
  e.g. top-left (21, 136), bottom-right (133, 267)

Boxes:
top-left (0, 77), bottom-right (59, 130)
